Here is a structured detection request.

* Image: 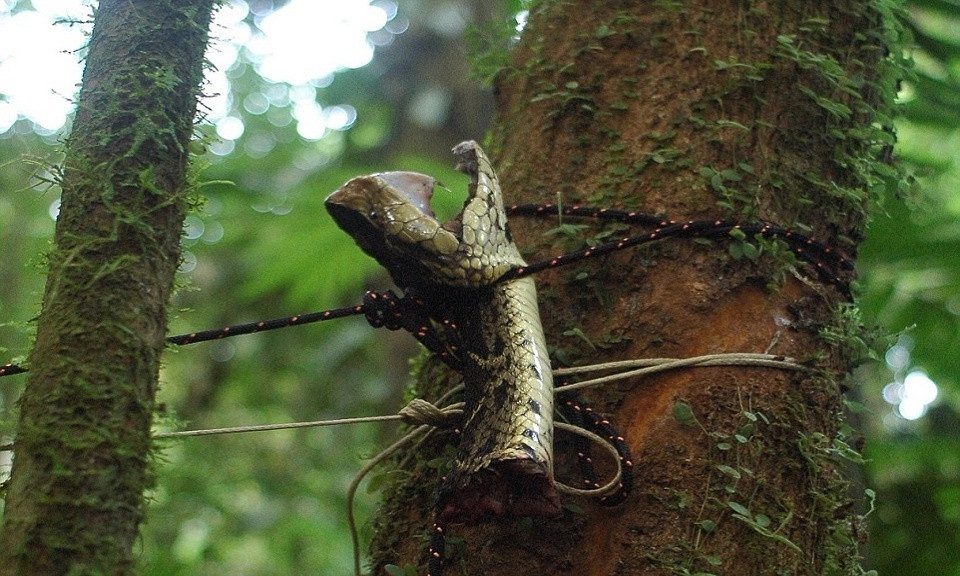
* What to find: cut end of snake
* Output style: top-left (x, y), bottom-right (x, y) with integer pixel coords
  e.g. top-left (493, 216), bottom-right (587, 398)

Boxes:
top-left (438, 459), bottom-right (561, 525)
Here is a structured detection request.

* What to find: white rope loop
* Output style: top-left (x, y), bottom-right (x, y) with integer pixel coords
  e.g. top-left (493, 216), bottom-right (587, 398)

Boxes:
top-left (553, 421), bottom-right (623, 498)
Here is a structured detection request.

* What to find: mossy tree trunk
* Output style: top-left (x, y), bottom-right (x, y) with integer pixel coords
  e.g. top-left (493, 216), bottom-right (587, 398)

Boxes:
top-left (0, 1), bottom-right (214, 573)
top-left (372, 1), bottom-right (897, 574)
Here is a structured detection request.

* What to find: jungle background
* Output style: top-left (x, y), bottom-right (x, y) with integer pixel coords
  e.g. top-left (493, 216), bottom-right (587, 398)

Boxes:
top-left (0, 0), bottom-right (958, 574)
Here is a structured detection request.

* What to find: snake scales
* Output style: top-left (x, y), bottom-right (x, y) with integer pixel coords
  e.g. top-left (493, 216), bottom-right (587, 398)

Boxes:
top-left (325, 141), bottom-right (559, 523)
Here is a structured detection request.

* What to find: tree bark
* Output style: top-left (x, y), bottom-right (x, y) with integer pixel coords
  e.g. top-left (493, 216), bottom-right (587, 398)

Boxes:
top-left (373, 0), bottom-right (894, 576)
top-left (0, 1), bottom-right (214, 574)
top-left (371, 0), bottom-right (897, 574)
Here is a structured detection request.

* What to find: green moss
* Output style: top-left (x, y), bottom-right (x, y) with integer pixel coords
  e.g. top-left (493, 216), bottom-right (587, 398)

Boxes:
top-left (0, 1), bottom-right (215, 573)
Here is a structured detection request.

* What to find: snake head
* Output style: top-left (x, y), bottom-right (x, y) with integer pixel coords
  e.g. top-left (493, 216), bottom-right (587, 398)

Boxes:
top-left (326, 141), bottom-right (526, 288)
top-left (326, 170), bottom-right (461, 287)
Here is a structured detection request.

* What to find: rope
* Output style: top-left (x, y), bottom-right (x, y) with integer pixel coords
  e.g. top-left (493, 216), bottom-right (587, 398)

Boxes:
top-left (554, 353), bottom-right (806, 395)
top-left (154, 413), bottom-right (405, 439)
top-left (0, 353), bottom-right (804, 452)
top-left (552, 353), bottom-right (800, 376)
top-left (553, 421), bottom-right (623, 498)
top-left (0, 351), bottom-right (808, 576)
top-left (346, 397), bottom-right (464, 576)
top-left (347, 424), bottom-right (433, 576)
top-left (398, 398), bottom-right (459, 427)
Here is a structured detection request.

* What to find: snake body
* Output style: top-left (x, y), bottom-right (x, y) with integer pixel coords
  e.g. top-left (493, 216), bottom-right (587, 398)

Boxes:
top-left (326, 141), bottom-right (558, 522)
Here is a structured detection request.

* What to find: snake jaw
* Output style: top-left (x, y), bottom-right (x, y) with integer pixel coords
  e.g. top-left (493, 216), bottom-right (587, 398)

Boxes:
top-left (326, 171), bottom-right (461, 277)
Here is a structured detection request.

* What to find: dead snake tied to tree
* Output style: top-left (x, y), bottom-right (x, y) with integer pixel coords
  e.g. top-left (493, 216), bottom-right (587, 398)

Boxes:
top-left (326, 141), bottom-right (621, 574)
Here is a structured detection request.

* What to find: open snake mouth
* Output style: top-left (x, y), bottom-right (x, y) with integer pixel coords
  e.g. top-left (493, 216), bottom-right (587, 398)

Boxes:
top-left (373, 171), bottom-right (438, 218)
top-left (324, 170), bottom-right (438, 228)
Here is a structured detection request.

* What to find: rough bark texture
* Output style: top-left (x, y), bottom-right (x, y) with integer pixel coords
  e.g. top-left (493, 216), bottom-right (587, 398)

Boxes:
top-left (0, 1), bottom-right (214, 574)
top-left (371, 0), bottom-right (897, 574)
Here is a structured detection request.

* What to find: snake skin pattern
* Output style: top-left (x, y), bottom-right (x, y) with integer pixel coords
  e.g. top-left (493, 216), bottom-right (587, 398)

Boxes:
top-left (326, 141), bottom-right (559, 522)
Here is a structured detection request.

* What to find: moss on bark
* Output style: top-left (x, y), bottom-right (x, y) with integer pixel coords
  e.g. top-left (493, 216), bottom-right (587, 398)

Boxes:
top-left (0, 2), bottom-right (215, 574)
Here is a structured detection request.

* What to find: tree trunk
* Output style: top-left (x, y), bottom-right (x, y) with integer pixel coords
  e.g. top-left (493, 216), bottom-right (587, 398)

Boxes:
top-left (0, 1), bottom-right (214, 574)
top-left (371, 0), bottom-right (897, 575)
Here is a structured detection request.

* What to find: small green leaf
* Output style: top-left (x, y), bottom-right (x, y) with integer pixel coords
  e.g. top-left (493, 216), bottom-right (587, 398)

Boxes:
top-left (843, 398), bottom-right (866, 413)
top-left (728, 501), bottom-right (751, 516)
top-left (715, 442), bottom-right (732, 451)
top-left (696, 519), bottom-right (717, 532)
top-left (563, 327), bottom-right (596, 350)
top-left (704, 553), bottom-right (723, 566)
top-left (366, 472), bottom-right (386, 493)
top-left (716, 464), bottom-right (741, 479)
top-left (545, 223), bottom-right (590, 238)
top-left (754, 513), bottom-right (771, 528)
top-left (425, 456), bottom-right (449, 469)
top-left (673, 401), bottom-right (698, 426)
top-left (719, 168), bottom-right (741, 181)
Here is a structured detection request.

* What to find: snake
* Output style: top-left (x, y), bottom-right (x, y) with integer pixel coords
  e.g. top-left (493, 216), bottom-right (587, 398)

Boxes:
top-left (325, 141), bottom-right (559, 523)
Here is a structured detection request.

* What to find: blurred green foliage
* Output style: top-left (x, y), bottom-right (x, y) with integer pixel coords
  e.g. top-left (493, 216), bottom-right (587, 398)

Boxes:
top-left (1, 0), bottom-right (960, 574)
top-left (856, 1), bottom-right (960, 573)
